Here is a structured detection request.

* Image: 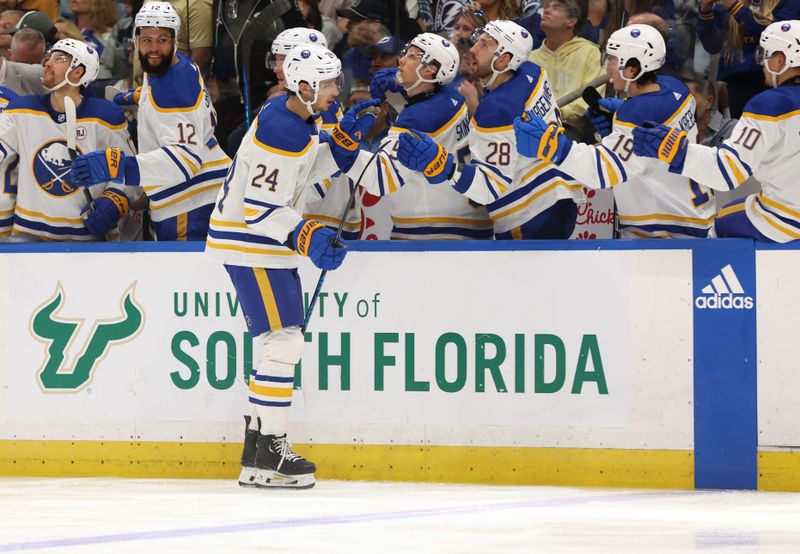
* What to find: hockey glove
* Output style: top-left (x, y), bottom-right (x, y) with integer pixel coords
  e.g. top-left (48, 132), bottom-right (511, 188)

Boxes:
top-left (513, 113), bottom-right (572, 164)
top-left (632, 122), bottom-right (688, 172)
top-left (82, 189), bottom-right (129, 237)
top-left (397, 130), bottom-right (455, 184)
top-left (290, 219), bottom-right (348, 270)
top-left (111, 87), bottom-right (141, 107)
top-left (586, 98), bottom-right (623, 138)
top-left (70, 148), bottom-right (140, 187)
top-left (369, 68), bottom-right (404, 99)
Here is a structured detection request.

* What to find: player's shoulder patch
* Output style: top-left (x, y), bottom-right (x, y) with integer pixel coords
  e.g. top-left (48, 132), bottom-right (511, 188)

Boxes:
top-left (5, 93), bottom-right (48, 113)
top-left (77, 96), bottom-right (126, 126)
top-left (742, 86), bottom-right (800, 120)
top-left (148, 53), bottom-right (203, 111)
top-left (396, 88), bottom-right (466, 134)
top-left (253, 97), bottom-right (313, 154)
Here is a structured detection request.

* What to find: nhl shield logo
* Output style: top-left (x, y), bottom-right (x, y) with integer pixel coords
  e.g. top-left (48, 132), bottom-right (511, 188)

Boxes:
top-left (32, 140), bottom-right (82, 196)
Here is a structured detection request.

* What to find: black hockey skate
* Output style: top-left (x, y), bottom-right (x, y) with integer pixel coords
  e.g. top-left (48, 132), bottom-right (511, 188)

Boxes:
top-left (238, 416), bottom-right (259, 487)
top-left (253, 434), bottom-right (316, 489)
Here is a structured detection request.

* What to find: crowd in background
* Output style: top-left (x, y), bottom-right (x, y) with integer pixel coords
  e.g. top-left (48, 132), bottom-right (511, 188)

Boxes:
top-left (0, 0), bottom-right (798, 240)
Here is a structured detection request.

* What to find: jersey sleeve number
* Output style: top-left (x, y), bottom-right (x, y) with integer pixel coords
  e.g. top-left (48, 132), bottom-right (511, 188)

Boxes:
top-left (485, 142), bottom-right (511, 166)
top-left (177, 123), bottom-right (197, 145)
top-left (251, 164), bottom-right (279, 192)
top-left (689, 179), bottom-right (711, 207)
top-left (732, 127), bottom-right (761, 150)
top-left (610, 135), bottom-right (633, 162)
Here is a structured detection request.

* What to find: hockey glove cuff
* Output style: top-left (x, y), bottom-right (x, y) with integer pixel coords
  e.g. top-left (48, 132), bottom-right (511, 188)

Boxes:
top-left (289, 219), bottom-right (348, 270)
top-left (82, 190), bottom-right (129, 237)
top-left (632, 122), bottom-right (688, 172)
top-left (513, 114), bottom-right (572, 164)
top-left (397, 130), bottom-right (455, 184)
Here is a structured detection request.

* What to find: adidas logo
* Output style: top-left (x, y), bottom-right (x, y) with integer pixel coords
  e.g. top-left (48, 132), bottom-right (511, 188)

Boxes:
top-left (451, 98), bottom-right (458, 107)
top-left (527, 75), bottom-right (533, 83)
top-left (673, 92), bottom-right (681, 101)
top-left (695, 264), bottom-right (753, 310)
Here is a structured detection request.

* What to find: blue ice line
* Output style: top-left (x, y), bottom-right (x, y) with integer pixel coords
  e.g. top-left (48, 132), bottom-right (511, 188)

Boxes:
top-left (0, 489), bottom-right (700, 552)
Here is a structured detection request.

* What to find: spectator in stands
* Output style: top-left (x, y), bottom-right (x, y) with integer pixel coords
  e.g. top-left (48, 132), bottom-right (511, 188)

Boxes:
top-left (531, 0), bottom-right (605, 140)
top-left (338, 0), bottom-right (390, 87)
top-left (53, 16), bottom-right (84, 41)
top-left (19, 0), bottom-right (59, 20)
top-left (450, 8), bottom-right (486, 115)
top-left (417, 0), bottom-right (469, 36)
top-left (0, 12), bottom-right (55, 94)
top-left (681, 71), bottom-right (738, 147)
top-left (8, 27), bottom-right (44, 63)
top-left (70, 0), bottom-right (132, 80)
top-left (299, 0), bottom-right (342, 46)
top-left (474, 0), bottom-right (521, 20)
top-left (696, 0), bottom-right (800, 118)
top-left (168, 0), bottom-right (212, 74)
top-left (0, 9), bottom-right (22, 57)
top-left (368, 35), bottom-right (404, 74)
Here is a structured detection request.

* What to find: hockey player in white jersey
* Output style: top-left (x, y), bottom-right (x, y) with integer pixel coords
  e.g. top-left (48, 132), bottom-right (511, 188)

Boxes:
top-left (0, 40), bottom-right (133, 242)
top-left (513, 24), bottom-right (716, 238)
top-left (205, 43), bottom-right (378, 489)
top-left (357, 32), bottom-right (493, 240)
top-left (0, 86), bottom-right (17, 240)
top-left (265, 27), bottom-right (362, 239)
top-left (69, 2), bottom-right (231, 241)
top-left (632, 21), bottom-right (800, 242)
top-left (395, 21), bottom-right (584, 239)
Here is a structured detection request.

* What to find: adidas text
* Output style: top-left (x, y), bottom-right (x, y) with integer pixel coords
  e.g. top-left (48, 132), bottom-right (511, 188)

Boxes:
top-left (695, 294), bottom-right (753, 310)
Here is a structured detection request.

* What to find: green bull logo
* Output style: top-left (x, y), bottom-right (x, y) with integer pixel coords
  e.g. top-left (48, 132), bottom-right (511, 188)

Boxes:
top-left (30, 283), bottom-right (144, 391)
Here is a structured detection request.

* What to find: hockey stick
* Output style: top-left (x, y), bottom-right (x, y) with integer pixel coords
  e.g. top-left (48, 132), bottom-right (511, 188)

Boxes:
top-left (556, 74), bottom-right (608, 109)
top-left (303, 134), bottom-right (391, 333)
top-left (64, 96), bottom-right (94, 213)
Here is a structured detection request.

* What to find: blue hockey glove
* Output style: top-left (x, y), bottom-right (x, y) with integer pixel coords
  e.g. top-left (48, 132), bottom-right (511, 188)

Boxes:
top-left (397, 130), bottom-right (454, 184)
top-left (586, 98), bottom-right (623, 138)
top-left (290, 219), bottom-right (348, 270)
top-left (113, 87), bottom-right (141, 106)
top-left (513, 113), bottom-right (572, 164)
top-left (70, 148), bottom-right (139, 187)
top-left (632, 121), bottom-right (688, 172)
top-left (369, 68), bottom-right (404, 99)
top-left (82, 189), bottom-right (129, 237)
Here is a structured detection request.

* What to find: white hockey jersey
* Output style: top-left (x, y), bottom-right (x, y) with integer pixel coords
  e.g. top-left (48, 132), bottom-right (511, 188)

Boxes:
top-left (136, 53), bottom-right (231, 222)
top-left (345, 86), bottom-right (493, 240)
top-left (450, 61), bottom-right (584, 235)
top-left (0, 86), bottom-right (18, 240)
top-left (205, 95), bottom-right (342, 269)
top-left (0, 94), bottom-right (133, 241)
top-left (555, 76), bottom-right (715, 238)
top-left (681, 82), bottom-right (800, 242)
top-left (302, 101), bottom-right (363, 240)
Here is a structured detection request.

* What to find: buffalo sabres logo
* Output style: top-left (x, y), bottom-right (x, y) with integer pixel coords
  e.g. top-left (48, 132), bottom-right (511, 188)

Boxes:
top-left (32, 139), bottom-right (82, 197)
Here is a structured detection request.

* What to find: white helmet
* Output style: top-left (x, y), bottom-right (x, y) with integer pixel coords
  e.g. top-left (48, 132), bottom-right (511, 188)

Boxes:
top-left (267, 27), bottom-right (327, 69)
top-left (134, 1), bottom-right (181, 40)
top-left (401, 33), bottom-right (460, 92)
top-left (473, 20), bottom-right (533, 88)
top-left (283, 43), bottom-right (342, 114)
top-left (44, 39), bottom-right (100, 91)
top-left (759, 20), bottom-right (800, 87)
top-left (606, 24), bottom-right (665, 91)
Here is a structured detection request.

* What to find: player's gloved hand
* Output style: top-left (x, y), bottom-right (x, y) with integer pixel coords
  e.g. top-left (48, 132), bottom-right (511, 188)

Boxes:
top-left (396, 130), bottom-right (454, 184)
top-left (632, 121), bottom-right (688, 172)
top-left (290, 219), bottom-right (348, 270)
top-left (585, 98), bottom-right (623, 138)
top-left (370, 68), bottom-right (404, 99)
top-left (82, 189), bottom-right (129, 237)
top-left (71, 148), bottom-right (139, 187)
top-left (325, 98), bottom-right (381, 172)
top-left (513, 112), bottom-right (572, 164)
top-left (107, 86), bottom-right (141, 107)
